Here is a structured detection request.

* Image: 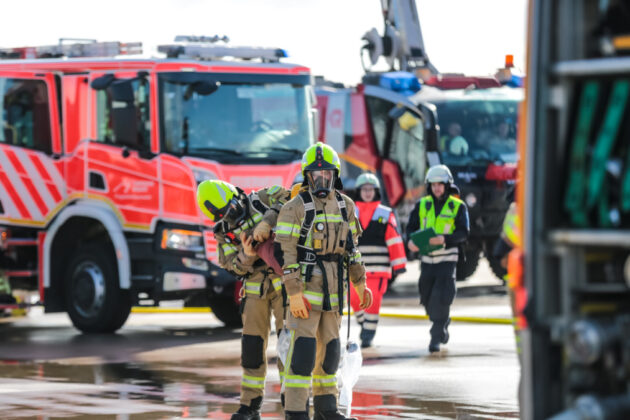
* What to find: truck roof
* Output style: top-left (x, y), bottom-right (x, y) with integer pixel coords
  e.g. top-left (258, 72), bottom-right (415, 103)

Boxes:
top-left (0, 57), bottom-right (311, 75)
top-left (411, 85), bottom-right (524, 104)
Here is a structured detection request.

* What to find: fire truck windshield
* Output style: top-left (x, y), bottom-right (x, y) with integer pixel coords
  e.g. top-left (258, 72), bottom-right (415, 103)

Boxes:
top-left (159, 73), bottom-right (314, 163)
top-left (434, 98), bottom-right (521, 166)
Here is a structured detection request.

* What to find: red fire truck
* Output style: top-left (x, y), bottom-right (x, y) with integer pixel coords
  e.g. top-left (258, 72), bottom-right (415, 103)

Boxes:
top-left (0, 38), bottom-right (315, 332)
top-left (317, 0), bottom-right (523, 281)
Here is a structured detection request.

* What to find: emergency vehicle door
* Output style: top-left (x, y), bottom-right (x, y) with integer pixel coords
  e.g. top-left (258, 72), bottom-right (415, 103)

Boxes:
top-left (0, 71), bottom-right (65, 226)
top-left (86, 70), bottom-right (159, 232)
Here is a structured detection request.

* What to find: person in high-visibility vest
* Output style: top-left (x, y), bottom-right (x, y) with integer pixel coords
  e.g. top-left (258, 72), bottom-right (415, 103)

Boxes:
top-left (349, 173), bottom-right (407, 348)
top-left (406, 165), bottom-right (470, 353)
top-left (493, 201), bottom-right (527, 357)
top-left (197, 180), bottom-right (289, 420)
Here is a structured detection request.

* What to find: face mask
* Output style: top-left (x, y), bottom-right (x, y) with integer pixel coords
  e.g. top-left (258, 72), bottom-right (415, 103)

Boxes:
top-left (307, 170), bottom-right (335, 198)
top-left (223, 198), bottom-right (246, 226)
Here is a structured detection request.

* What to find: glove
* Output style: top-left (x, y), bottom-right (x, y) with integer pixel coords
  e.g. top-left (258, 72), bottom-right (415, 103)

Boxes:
top-left (289, 292), bottom-right (311, 319)
top-left (253, 221), bottom-right (272, 242)
top-left (348, 262), bottom-right (366, 284)
top-left (240, 232), bottom-right (257, 257)
top-left (354, 283), bottom-right (373, 310)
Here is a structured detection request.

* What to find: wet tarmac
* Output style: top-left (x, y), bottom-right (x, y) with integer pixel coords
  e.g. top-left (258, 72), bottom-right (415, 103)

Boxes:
top-left (0, 261), bottom-right (519, 419)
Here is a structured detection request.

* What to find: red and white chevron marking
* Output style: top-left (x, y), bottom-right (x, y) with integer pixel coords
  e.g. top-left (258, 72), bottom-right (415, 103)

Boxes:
top-left (0, 146), bottom-right (65, 222)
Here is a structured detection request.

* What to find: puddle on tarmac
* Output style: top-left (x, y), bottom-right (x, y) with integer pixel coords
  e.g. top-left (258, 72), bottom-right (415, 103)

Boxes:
top-left (0, 360), bottom-right (518, 419)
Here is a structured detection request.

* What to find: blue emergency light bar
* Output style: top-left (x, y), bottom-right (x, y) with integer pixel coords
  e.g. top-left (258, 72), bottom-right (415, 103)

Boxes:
top-left (379, 71), bottom-right (421, 96)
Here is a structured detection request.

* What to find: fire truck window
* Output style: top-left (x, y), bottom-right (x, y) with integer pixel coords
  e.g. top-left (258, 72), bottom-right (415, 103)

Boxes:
top-left (435, 100), bottom-right (519, 166)
top-left (159, 77), bottom-right (313, 163)
top-left (390, 112), bottom-right (426, 190)
top-left (365, 96), bottom-right (391, 156)
top-left (0, 78), bottom-right (52, 154)
top-left (96, 78), bottom-right (151, 148)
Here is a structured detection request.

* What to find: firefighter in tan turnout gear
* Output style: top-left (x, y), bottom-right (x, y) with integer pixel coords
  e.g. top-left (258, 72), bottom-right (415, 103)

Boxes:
top-left (275, 142), bottom-right (373, 420)
top-left (197, 180), bottom-right (289, 420)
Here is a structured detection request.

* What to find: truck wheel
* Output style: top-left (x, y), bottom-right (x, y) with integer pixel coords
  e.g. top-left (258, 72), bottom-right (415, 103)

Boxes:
top-left (456, 248), bottom-right (481, 280)
top-left (488, 255), bottom-right (508, 283)
top-left (208, 296), bottom-right (242, 328)
top-left (65, 243), bottom-right (132, 333)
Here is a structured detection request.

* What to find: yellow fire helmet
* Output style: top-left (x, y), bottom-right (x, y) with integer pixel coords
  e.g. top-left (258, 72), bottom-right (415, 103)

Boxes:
top-left (196, 180), bottom-right (239, 222)
top-left (301, 142), bottom-right (341, 176)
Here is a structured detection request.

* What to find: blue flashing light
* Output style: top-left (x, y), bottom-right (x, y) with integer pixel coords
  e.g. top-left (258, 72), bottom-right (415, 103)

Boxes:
top-left (506, 74), bottom-right (524, 88)
top-left (277, 48), bottom-right (289, 58)
top-left (379, 71), bottom-right (421, 96)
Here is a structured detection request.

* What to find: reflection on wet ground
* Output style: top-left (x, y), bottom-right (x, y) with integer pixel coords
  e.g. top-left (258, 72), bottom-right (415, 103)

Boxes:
top-left (0, 359), bottom-right (518, 419)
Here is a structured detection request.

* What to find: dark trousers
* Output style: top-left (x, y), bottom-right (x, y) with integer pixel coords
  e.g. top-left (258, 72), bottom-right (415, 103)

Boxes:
top-left (418, 261), bottom-right (457, 343)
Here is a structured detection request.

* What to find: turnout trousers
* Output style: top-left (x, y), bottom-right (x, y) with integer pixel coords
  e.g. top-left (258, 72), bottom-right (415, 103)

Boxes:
top-left (283, 310), bottom-right (342, 413)
top-left (239, 282), bottom-right (285, 406)
top-left (418, 261), bottom-right (457, 344)
top-left (349, 273), bottom-right (388, 344)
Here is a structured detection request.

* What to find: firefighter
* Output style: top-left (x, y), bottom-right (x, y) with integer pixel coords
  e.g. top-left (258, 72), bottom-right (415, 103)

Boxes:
top-left (493, 202), bottom-right (525, 358)
top-left (406, 164), bottom-right (469, 353)
top-left (196, 180), bottom-right (289, 420)
top-left (275, 142), bottom-right (373, 420)
top-left (349, 173), bottom-right (406, 348)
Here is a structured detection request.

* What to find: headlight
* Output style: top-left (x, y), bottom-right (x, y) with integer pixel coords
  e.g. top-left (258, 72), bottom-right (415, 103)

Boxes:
top-left (161, 229), bottom-right (204, 252)
top-left (465, 193), bottom-right (477, 208)
top-left (193, 168), bottom-right (218, 184)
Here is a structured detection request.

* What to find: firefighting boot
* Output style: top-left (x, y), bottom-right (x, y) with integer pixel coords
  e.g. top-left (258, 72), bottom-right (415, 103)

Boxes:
top-left (313, 395), bottom-right (357, 420)
top-left (285, 412), bottom-right (310, 420)
top-left (231, 396), bottom-right (262, 420)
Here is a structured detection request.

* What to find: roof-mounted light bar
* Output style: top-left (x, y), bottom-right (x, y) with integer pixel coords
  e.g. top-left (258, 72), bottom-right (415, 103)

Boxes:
top-left (0, 39), bottom-right (142, 60)
top-left (158, 35), bottom-right (288, 62)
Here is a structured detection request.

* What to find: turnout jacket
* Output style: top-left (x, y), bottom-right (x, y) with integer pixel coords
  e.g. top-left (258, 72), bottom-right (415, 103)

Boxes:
top-left (355, 200), bottom-right (406, 278)
top-left (275, 190), bottom-right (367, 311)
top-left (215, 185), bottom-right (289, 298)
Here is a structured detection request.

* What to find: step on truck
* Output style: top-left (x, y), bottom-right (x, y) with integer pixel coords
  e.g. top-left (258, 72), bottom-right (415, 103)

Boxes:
top-left (0, 37), bottom-right (316, 332)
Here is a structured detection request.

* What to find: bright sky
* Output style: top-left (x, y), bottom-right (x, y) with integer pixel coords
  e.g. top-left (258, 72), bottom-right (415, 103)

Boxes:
top-left (0, 0), bottom-right (527, 85)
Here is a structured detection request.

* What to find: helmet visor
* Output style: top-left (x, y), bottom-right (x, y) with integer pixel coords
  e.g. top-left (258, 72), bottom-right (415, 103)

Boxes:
top-left (306, 170), bottom-right (335, 197)
top-left (223, 198), bottom-right (246, 226)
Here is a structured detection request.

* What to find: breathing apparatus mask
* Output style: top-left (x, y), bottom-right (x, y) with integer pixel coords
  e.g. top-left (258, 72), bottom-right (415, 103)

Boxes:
top-left (306, 169), bottom-right (335, 198)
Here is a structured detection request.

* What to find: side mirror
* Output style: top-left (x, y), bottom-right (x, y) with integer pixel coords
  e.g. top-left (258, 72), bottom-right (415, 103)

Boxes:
top-left (108, 80), bottom-right (138, 148)
top-left (110, 80), bottom-right (135, 103)
top-left (90, 74), bottom-right (115, 90)
top-left (183, 81), bottom-right (218, 101)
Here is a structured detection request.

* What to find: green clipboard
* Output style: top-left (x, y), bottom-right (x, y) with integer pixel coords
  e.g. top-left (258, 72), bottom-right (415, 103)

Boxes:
top-left (410, 228), bottom-right (443, 255)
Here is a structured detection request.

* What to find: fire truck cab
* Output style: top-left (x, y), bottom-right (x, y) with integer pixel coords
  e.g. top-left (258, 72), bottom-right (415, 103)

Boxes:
top-left (0, 38), bottom-right (315, 332)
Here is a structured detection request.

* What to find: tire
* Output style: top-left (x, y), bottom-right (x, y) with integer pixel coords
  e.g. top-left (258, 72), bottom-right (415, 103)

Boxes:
top-left (485, 236), bottom-right (508, 282)
top-left (65, 243), bottom-right (132, 333)
top-left (208, 296), bottom-right (242, 328)
top-left (488, 255), bottom-right (508, 282)
top-left (456, 247), bottom-right (481, 281)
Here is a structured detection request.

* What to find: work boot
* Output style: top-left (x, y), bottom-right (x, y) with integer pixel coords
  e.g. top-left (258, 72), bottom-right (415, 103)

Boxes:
top-left (285, 412), bottom-right (310, 420)
top-left (442, 318), bottom-right (451, 344)
top-left (313, 395), bottom-right (357, 420)
top-left (313, 411), bottom-right (357, 420)
top-left (231, 396), bottom-right (262, 420)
